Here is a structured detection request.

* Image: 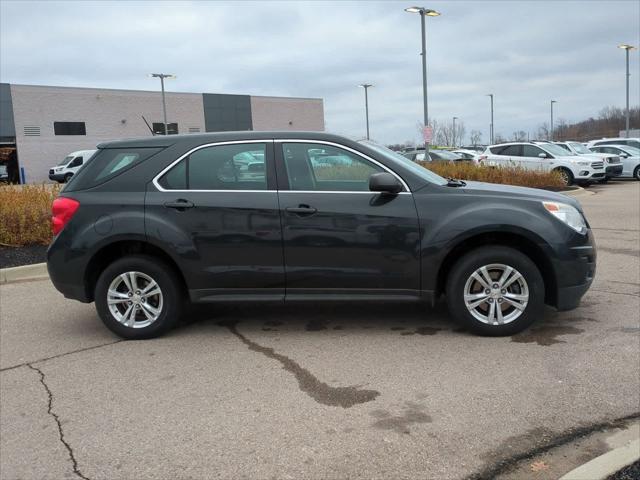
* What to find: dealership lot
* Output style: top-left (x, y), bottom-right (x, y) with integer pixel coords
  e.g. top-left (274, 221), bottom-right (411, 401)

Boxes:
top-left (1, 181), bottom-right (638, 480)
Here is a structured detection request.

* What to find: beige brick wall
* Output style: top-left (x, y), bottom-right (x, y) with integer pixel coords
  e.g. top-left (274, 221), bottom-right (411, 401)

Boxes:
top-left (250, 96), bottom-right (324, 132)
top-left (11, 84), bottom-right (205, 182)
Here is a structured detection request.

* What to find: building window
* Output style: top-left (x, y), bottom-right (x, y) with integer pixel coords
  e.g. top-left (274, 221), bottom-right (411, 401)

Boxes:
top-left (152, 123), bottom-right (179, 135)
top-left (54, 122), bottom-right (86, 135)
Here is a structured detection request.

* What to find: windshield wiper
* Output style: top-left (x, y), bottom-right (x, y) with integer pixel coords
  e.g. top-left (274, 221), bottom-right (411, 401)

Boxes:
top-left (446, 177), bottom-right (466, 187)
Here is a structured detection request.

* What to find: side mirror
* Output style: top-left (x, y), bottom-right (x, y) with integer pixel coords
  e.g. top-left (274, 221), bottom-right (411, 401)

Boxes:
top-left (369, 172), bottom-right (403, 194)
top-left (538, 153), bottom-right (547, 158)
top-left (620, 153), bottom-right (629, 158)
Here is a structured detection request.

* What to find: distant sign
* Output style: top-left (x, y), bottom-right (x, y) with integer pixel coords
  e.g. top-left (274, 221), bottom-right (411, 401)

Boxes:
top-left (423, 126), bottom-right (433, 143)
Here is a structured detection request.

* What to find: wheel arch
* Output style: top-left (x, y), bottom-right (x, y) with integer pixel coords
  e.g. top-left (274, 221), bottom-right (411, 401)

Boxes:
top-left (435, 230), bottom-right (558, 307)
top-left (84, 240), bottom-right (188, 302)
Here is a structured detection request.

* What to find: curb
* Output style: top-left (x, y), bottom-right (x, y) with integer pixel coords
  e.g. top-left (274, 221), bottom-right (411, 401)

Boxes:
top-left (562, 186), bottom-right (594, 197)
top-left (0, 263), bottom-right (49, 284)
top-left (560, 426), bottom-right (640, 480)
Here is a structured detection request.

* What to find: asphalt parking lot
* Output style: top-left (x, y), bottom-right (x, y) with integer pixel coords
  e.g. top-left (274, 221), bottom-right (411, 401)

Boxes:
top-left (1, 181), bottom-right (639, 480)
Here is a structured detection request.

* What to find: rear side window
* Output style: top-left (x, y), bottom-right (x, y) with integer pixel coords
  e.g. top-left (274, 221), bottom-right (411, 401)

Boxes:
top-left (157, 143), bottom-right (268, 190)
top-left (65, 147), bottom-right (163, 191)
top-left (499, 145), bottom-right (522, 156)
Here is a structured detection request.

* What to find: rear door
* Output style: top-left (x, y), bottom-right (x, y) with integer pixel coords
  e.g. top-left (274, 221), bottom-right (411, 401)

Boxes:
top-left (145, 140), bottom-right (285, 301)
top-left (275, 140), bottom-right (421, 299)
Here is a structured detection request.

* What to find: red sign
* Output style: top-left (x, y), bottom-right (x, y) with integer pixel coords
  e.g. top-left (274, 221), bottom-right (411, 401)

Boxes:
top-left (423, 126), bottom-right (433, 143)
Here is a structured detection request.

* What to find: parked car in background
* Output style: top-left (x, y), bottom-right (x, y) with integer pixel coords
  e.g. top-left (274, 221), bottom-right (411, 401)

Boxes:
top-left (587, 137), bottom-right (640, 150)
top-left (49, 149), bottom-right (97, 183)
top-left (588, 144), bottom-right (640, 180)
top-left (480, 141), bottom-right (606, 186)
top-left (452, 149), bottom-right (480, 162)
top-left (0, 164), bottom-right (8, 183)
top-left (47, 131), bottom-right (595, 339)
top-left (402, 149), bottom-right (468, 162)
top-left (555, 141), bottom-right (622, 182)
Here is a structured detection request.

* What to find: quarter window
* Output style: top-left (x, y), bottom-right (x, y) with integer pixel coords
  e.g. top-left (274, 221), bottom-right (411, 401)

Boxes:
top-left (282, 143), bottom-right (383, 191)
top-left (157, 143), bottom-right (268, 190)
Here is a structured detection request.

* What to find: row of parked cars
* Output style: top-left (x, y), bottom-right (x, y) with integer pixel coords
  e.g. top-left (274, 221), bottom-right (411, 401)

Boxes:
top-left (403, 137), bottom-right (640, 186)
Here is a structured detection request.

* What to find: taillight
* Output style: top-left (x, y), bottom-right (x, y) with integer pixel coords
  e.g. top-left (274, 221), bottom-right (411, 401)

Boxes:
top-left (52, 197), bottom-right (80, 235)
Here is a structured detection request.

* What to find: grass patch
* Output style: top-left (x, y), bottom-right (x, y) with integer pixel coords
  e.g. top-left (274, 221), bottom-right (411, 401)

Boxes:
top-left (0, 184), bottom-right (60, 247)
top-left (419, 162), bottom-right (566, 189)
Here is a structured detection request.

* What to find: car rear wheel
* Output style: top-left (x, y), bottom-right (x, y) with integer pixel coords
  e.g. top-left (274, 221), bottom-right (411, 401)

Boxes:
top-left (445, 246), bottom-right (544, 336)
top-left (554, 168), bottom-right (573, 186)
top-left (95, 255), bottom-right (182, 339)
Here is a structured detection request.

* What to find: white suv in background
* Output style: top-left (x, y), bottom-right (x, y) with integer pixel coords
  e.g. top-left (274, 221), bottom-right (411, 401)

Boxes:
top-left (48, 149), bottom-right (97, 183)
top-left (480, 141), bottom-right (606, 185)
top-left (589, 144), bottom-right (640, 180)
top-left (554, 141), bottom-right (623, 182)
top-left (587, 137), bottom-right (640, 150)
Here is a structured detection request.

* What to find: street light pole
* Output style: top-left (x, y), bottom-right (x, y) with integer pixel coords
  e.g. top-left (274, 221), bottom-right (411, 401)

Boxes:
top-left (405, 6), bottom-right (440, 158)
top-left (618, 44), bottom-right (637, 137)
top-left (358, 84), bottom-right (373, 140)
top-left (452, 116), bottom-right (458, 147)
top-left (550, 100), bottom-right (557, 141)
top-left (149, 73), bottom-right (176, 135)
top-left (487, 94), bottom-right (494, 144)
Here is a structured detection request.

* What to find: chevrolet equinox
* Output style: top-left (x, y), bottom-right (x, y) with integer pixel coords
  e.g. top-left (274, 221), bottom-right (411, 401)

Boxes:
top-left (47, 132), bottom-right (596, 339)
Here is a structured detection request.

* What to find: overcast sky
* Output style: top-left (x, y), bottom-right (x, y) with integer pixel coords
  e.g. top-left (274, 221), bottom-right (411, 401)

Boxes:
top-left (1, 0), bottom-right (639, 145)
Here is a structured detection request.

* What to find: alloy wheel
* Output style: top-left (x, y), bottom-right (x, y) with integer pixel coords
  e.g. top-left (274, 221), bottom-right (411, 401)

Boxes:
top-left (463, 263), bottom-right (529, 325)
top-left (107, 271), bottom-right (163, 328)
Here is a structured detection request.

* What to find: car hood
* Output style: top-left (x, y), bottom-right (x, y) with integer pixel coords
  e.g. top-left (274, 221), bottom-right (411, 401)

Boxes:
top-left (459, 180), bottom-right (581, 208)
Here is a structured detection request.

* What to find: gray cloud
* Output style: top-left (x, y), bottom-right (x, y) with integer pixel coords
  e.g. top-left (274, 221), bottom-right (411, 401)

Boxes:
top-left (1, 0), bottom-right (638, 144)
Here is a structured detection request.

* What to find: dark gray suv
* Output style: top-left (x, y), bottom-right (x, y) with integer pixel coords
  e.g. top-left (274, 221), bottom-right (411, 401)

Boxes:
top-left (48, 132), bottom-right (596, 339)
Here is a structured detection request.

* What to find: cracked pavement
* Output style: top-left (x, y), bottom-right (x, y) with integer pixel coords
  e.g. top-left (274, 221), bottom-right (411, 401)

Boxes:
top-left (1, 181), bottom-right (639, 480)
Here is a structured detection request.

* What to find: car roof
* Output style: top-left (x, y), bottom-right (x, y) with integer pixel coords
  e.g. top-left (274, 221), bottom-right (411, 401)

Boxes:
top-left (97, 131), bottom-right (352, 149)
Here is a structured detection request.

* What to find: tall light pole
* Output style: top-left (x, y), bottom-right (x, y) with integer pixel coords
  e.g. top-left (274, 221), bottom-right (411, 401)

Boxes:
top-left (550, 100), bottom-right (557, 141)
top-left (149, 73), bottom-right (176, 135)
top-left (358, 84), bottom-right (373, 140)
top-left (452, 116), bottom-right (458, 147)
top-left (405, 6), bottom-right (440, 158)
top-left (618, 44), bottom-right (637, 138)
top-left (487, 94), bottom-right (494, 144)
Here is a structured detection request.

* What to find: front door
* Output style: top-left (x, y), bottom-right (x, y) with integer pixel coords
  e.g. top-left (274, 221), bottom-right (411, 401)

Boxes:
top-left (276, 141), bottom-right (421, 299)
top-left (145, 140), bottom-right (285, 300)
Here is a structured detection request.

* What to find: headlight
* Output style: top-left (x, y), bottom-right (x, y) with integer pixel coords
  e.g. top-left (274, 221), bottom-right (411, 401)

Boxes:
top-left (542, 201), bottom-right (587, 234)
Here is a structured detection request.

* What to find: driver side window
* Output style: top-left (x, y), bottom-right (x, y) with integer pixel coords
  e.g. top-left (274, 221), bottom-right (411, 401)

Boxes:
top-left (282, 143), bottom-right (382, 191)
top-left (523, 145), bottom-right (546, 158)
top-left (69, 156), bottom-right (83, 168)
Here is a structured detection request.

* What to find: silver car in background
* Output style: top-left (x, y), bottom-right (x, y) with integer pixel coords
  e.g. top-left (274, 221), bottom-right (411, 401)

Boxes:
top-left (588, 144), bottom-right (640, 180)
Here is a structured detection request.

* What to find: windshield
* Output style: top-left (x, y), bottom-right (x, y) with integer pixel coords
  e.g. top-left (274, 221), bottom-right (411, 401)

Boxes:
top-left (621, 145), bottom-right (640, 156)
top-left (568, 142), bottom-right (591, 154)
top-left (540, 143), bottom-right (573, 157)
top-left (57, 155), bottom-right (74, 166)
top-left (358, 140), bottom-right (447, 186)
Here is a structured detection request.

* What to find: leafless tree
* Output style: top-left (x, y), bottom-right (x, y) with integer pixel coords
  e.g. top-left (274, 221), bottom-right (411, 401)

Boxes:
top-left (470, 130), bottom-right (482, 146)
top-left (493, 133), bottom-right (506, 143)
top-left (537, 122), bottom-right (550, 140)
top-left (511, 130), bottom-right (527, 141)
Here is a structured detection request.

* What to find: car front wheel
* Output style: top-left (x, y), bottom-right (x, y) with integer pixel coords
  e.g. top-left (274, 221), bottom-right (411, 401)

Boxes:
top-left (445, 246), bottom-right (544, 336)
top-left (95, 255), bottom-right (183, 339)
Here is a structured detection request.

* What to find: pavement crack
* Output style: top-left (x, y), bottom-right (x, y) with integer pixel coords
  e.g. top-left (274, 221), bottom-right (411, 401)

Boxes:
top-left (590, 289), bottom-right (639, 297)
top-left (1, 340), bottom-right (125, 373)
top-left (218, 320), bottom-right (380, 408)
top-left (27, 364), bottom-right (90, 480)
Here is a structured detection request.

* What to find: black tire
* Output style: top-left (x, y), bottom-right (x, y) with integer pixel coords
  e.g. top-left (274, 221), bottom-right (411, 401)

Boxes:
top-left (94, 255), bottom-right (183, 339)
top-left (445, 246), bottom-right (545, 336)
top-left (64, 173), bottom-right (73, 183)
top-left (554, 168), bottom-right (573, 186)
top-left (634, 166), bottom-right (640, 181)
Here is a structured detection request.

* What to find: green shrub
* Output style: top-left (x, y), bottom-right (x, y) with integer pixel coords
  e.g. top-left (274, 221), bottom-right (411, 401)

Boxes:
top-left (419, 162), bottom-right (566, 189)
top-left (0, 184), bottom-right (60, 246)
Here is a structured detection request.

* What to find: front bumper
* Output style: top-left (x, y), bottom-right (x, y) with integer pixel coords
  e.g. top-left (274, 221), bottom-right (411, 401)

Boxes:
top-left (48, 172), bottom-right (66, 182)
top-left (550, 230), bottom-right (596, 311)
top-left (605, 164), bottom-right (623, 177)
